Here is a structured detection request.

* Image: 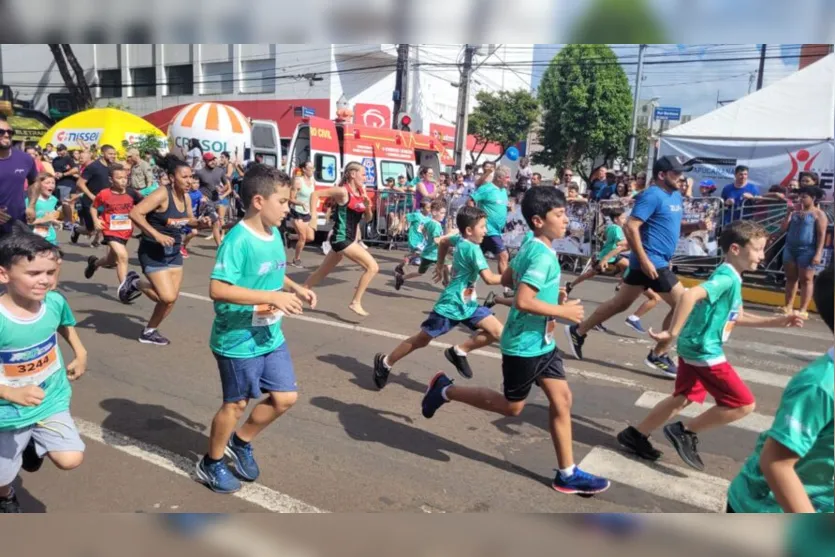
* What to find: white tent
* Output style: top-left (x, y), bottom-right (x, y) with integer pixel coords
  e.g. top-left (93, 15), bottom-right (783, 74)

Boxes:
top-left (660, 54), bottom-right (835, 199)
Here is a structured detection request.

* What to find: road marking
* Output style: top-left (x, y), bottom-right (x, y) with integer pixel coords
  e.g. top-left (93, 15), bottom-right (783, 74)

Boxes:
top-left (577, 447), bottom-right (729, 512)
top-left (734, 366), bottom-right (791, 389)
top-left (75, 418), bottom-right (325, 513)
top-left (634, 391), bottom-right (774, 433)
top-left (754, 327), bottom-right (833, 342)
top-left (725, 339), bottom-right (820, 361)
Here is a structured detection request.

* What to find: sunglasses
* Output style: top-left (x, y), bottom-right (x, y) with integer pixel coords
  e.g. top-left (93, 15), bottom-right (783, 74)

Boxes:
top-left (0, 129), bottom-right (15, 137)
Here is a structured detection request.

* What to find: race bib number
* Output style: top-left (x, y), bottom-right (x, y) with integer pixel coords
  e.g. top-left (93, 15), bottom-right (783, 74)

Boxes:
top-left (461, 285), bottom-right (478, 303)
top-left (109, 213), bottom-right (132, 231)
top-left (723, 309), bottom-right (740, 342)
top-left (0, 334), bottom-right (61, 387)
top-left (252, 304), bottom-right (284, 327)
top-left (33, 225), bottom-right (49, 238)
top-left (166, 217), bottom-right (190, 229)
top-left (544, 318), bottom-right (557, 344)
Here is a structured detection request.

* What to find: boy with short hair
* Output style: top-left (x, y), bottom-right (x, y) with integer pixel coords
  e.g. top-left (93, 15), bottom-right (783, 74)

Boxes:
top-left (421, 187), bottom-right (611, 496)
top-left (374, 206), bottom-right (504, 387)
top-left (617, 220), bottom-right (805, 471)
top-left (727, 262), bottom-right (833, 513)
top-left (395, 199), bottom-right (446, 290)
top-left (395, 199), bottom-right (432, 279)
top-left (85, 164), bottom-right (143, 303)
top-left (0, 233), bottom-right (88, 513)
top-left (197, 164), bottom-right (317, 494)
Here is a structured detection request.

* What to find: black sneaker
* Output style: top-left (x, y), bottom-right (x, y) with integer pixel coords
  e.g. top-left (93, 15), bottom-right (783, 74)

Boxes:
top-left (421, 372), bottom-right (453, 419)
top-left (395, 263), bottom-right (405, 275)
top-left (84, 255), bottom-right (98, 279)
top-left (444, 347), bottom-right (473, 379)
top-left (125, 271), bottom-right (143, 303)
top-left (70, 226), bottom-right (80, 244)
top-left (564, 324), bottom-right (586, 360)
top-left (645, 351), bottom-right (678, 378)
top-left (373, 353), bottom-right (391, 390)
top-left (592, 323), bottom-right (609, 333)
top-left (617, 426), bottom-right (663, 461)
top-left (484, 291), bottom-right (497, 309)
top-left (564, 282), bottom-right (573, 296)
top-left (0, 491), bottom-right (21, 513)
top-left (663, 421), bottom-right (705, 471)
top-left (394, 272), bottom-right (404, 291)
top-left (21, 439), bottom-right (44, 473)
top-left (139, 329), bottom-right (170, 346)
top-left (118, 270), bottom-right (139, 304)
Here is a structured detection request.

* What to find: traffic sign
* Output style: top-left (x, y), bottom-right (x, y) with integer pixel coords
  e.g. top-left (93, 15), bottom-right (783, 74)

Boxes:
top-left (654, 107), bottom-right (681, 121)
top-left (294, 106), bottom-right (316, 118)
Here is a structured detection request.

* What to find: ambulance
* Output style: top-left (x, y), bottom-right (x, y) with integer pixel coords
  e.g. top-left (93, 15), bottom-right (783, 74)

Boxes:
top-left (284, 116), bottom-right (455, 231)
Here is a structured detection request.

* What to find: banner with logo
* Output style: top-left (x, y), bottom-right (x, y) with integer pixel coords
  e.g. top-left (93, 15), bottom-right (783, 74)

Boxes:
top-left (660, 137), bottom-right (835, 200)
top-left (50, 128), bottom-right (104, 148)
top-left (354, 104), bottom-right (392, 129)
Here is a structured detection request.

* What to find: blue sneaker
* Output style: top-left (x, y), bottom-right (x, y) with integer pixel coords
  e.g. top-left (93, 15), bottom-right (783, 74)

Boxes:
top-left (624, 316), bottom-right (646, 334)
top-left (195, 456), bottom-right (242, 494)
top-left (422, 372), bottom-right (453, 419)
top-left (645, 351), bottom-right (678, 378)
top-left (224, 438), bottom-right (260, 482)
top-left (552, 467), bottom-right (611, 495)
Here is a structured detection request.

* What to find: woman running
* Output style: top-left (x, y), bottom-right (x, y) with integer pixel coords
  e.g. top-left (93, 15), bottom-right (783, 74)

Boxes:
top-left (304, 161), bottom-right (378, 316)
top-left (289, 161), bottom-right (316, 267)
top-left (127, 156), bottom-right (209, 345)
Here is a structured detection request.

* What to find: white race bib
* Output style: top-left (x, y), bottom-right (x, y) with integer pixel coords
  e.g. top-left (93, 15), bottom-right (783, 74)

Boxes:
top-left (109, 213), bottom-right (132, 231)
top-left (461, 285), bottom-right (478, 304)
top-left (723, 309), bottom-right (740, 342)
top-left (0, 334), bottom-right (62, 387)
top-left (33, 225), bottom-right (49, 238)
top-left (252, 304), bottom-right (284, 327)
top-left (544, 318), bottom-right (557, 344)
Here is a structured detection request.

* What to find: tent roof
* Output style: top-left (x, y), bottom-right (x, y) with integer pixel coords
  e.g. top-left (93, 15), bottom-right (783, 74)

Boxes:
top-left (663, 53), bottom-right (835, 141)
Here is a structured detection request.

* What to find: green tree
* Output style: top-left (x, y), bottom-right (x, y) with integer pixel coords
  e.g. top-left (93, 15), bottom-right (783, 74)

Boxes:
top-left (534, 44), bottom-right (633, 183)
top-left (467, 89), bottom-right (539, 165)
top-left (122, 133), bottom-right (168, 157)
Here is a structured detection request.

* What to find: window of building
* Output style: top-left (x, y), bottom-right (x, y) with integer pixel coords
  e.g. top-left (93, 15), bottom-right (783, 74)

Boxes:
top-left (131, 67), bottom-right (156, 97)
top-left (166, 65), bottom-right (193, 96)
top-left (381, 160), bottom-right (413, 184)
top-left (240, 58), bottom-right (276, 94)
top-left (97, 69), bottom-right (122, 99)
top-left (201, 61), bottom-right (233, 95)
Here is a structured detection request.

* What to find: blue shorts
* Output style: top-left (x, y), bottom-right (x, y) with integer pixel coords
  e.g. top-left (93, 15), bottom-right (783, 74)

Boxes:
top-left (214, 343), bottom-right (297, 403)
top-left (217, 198), bottom-right (230, 207)
top-left (420, 306), bottom-right (492, 338)
top-left (783, 246), bottom-right (816, 269)
top-left (481, 234), bottom-right (506, 255)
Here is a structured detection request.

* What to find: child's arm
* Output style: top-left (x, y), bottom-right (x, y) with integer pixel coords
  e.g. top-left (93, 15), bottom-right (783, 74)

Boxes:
top-left (758, 438), bottom-right (816, 513)
top-left (58, 325), bottom-right (88, 381)
top-left (209, 279), bottom-right (304, 315)
top-left (479, 269), bottom-right (503, 286)
top-left (283, 276), bottom-right (317, 308)
top-left (500, 266), bottom-right (514, 289)
top-left (813, 210), bottom-right (827, 265)
top-left (0, 384), bottom-right (45, 406)
top-left (515, 283), bottom-right (584, 322)
top-left (31, 210), bottom-right (62, 225)
top-left (89, 205), bottom-right (104, 231)
top-left (598, 241), bottom-right (628, 270)
top-left (737, 309), bottom-right (805, 328)
top-left (648, 286), bottom-right (707, 341)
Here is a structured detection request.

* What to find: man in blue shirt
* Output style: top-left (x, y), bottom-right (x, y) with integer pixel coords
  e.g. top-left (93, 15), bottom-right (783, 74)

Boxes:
top-left (565, 156), bottom-right (711, 377)
top-left (721, 165), bottom-right (759, 223)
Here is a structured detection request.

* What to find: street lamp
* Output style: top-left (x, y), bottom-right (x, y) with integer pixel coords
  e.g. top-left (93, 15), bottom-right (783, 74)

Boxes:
top-left (646, 97), bottom-right (661, 181)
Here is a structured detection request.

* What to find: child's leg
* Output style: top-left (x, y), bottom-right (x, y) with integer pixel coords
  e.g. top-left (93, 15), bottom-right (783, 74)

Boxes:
top-left (569, 267), bottom-right (598, 290)
top-left (237, 392), bottom-right (298, 443)
top-left (633, 289), bottom-right (660, 318)
top-left (797, 265), bottom-right (816, 314)
top-left (444, 385), bottom-right (526, 417)
top-left (95, 246), bottom-right (117, 270)
top-left (539, 378), bottom-right (575, 469)
top-left (209, 400), bottom-right (247, 460)
top-left (35, 410), bottom-right (86, 470)
top-left (634, 394), bottom-right (691, 436)
top-left (385, 330), bottom-right (432, 367)
top-left (108, 241), bottom-right (130, 285)
top-left (685, 362), bottom-right (756, 434)
top-left (685, 403), bottom-right (756, 434)
top-left (456, 315), bottom-right (503, 353)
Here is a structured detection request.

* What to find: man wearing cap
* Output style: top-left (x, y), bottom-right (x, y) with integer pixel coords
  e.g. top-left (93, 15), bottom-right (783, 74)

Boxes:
top-left (52, 143), bottom-right (79, 228)
top-left (565, 155), bottom-right (712, 377)
top-left (698, 179), bottom-right (716, 198)
top-left (127, 148), bottom-right (154, 192)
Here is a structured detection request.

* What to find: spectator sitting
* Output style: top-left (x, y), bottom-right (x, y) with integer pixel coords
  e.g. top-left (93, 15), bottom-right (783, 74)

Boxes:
top-left (566, 183), bottom-right (588, 204)
top-left (698, 179), bottom-right (716, 198)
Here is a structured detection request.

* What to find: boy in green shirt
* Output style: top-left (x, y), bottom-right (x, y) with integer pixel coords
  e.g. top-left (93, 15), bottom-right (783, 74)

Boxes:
top-left (396, 200), bottom-right (447, 290)
top-left (394, 199), bottom-right (431, 282)
top-left (0, 233), bottom-right (88, 513)
top-left (197, 165), bottom-right (316, 495)
top-left (422, 187), bottom-right (611, 496)
top-left (617, 220), bottom-right (804, 471)
top-left (727, 263), bottom-right (833, 513)
top-left (374, 206), bottom-right (504, 387)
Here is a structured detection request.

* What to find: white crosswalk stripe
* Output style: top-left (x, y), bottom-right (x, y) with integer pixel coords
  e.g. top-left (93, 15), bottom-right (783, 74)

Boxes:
top-left (634, 391), bottom-right (774, 433)
top-left (733, 366), bottom-right (791, 389)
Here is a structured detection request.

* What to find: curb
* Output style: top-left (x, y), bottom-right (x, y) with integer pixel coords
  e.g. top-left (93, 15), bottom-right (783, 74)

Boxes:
top-left (678, 276), bottom-right (818, 313)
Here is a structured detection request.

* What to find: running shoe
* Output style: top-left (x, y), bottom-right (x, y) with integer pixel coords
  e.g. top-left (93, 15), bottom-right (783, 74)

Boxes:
top-left (617, 426), bottom-right (663, 461)
top-left (394, 272), bottom-right (404, 291)
top-left (444, 347), bottom-right (474, 379)
top-left (564, 324), bottom-right (586, 360)
top-left (552, 467), bottom-right (611, 495)
top-left (645, 351), bottom-right (677, 378)
top-left (289, 259), bottom-right (303, 268)
top-left (70, 225), bottom-right (80, 244)
top-left (0, 491), bottom-right (21, 513)
top-left (394, 263), bottom-right (405, 275)
top-left (421, 372), bottom-right (453, 419)
top-left (139, 329), bottom-right (171, 346)
top-left (624, 316), bottom-right (647, 334)
top-left (62, 222), bottom-right (74, 231)
top-left (180, 246), bottom-right (189, 259)
top-left (484, 291), bottom-right (497, 309)
top-left (592, 323), bottom-right (609, 333)
top-left (321, 241), bottom-right (332, 255)
top-left (195, 456), bottom-right (242, 494)
top-left (119, 271), bottom-right (142, 304)
top-left (410, 256), bottom-right (421, 266)
top-left (373, 353), bottom-right (391, 390)
top-left (224, 437), bottom-right (260, 482)
top-left (21, 439), bottom-right (44, 473)
top-left (564, 282), bottom-right (573, 296)
top-left (84, 255), bottom-right (98, 279)
top-left (663, 421), bottom-right (705, 471)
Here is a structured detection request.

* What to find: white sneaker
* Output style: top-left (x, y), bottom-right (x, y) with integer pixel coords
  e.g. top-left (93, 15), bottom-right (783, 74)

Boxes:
top-left (322, 241), bottom-right (332, 255)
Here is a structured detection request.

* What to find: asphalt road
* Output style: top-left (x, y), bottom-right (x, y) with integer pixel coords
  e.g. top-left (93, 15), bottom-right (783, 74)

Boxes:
top-left (12, 230), bottom-right (831, 530)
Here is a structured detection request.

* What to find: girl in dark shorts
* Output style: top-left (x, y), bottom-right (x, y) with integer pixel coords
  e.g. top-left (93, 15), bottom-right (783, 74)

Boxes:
top-left (288, 165), bottom-right (316, 267)
top-left (303, 161), bottom-right (378, 317)
top-left (126, 156), bottom-right (210, 346)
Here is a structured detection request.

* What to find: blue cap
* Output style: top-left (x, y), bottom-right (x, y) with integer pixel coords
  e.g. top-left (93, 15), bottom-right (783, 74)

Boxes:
top-left (699, 179), bottom-right (715, 187)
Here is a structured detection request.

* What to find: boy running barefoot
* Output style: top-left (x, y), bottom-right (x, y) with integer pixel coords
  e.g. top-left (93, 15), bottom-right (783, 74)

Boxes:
top-left (374, 206), bottom-right (504, 388)
top-left (617, 221), bottom-right (805, 471)
top-left (421, 187), bottom-right (611, 496)
top-left (84, 164), bottom-right (143, 303)
top-left (197, 165), bottom-right (316, 494)
top-left (395, 200), bottom-right (431, 277)
top-left (396, 200), bottom-right (446, 290)
top-left (0, 234), bottom-right (87, 513)
top-left (727, 263), bottom-right (833, 513)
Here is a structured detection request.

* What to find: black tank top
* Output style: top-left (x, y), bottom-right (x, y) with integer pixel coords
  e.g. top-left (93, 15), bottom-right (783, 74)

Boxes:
top-left (144, 187), bottom-right (189, 245)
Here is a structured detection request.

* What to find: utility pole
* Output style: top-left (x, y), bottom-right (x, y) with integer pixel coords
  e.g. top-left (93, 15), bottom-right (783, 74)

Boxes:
top-left (453, 44), bottom-right (477, 170)
top-left (392, 44), bottom-right (410, 128)
top-left (626, 44), bottom-right (647, 175)
top-left (756, 44), bottom-right (767, 90)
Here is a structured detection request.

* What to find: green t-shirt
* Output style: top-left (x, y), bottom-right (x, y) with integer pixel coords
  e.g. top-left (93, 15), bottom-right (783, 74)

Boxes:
top-left (677, 263), bottom-right (742, 364)
top-left (727, 349), bottom-right (834, 514)
top-left (406, 211), bottom-right (429, 250)
top-left (0, 291), bottom-right (76, 431)
top-left (210, 222), bottom-right (288, 358)
top-left (433, 235), bottom-right (489, 321)
top-left (597, 224), bottom-right (624, 263)
top-left (470, 183), bottom-right (509, 237)
top-left (420, 219), bottom-right (444, 262)
top-left (786, 515), bottom-right (835, 556)
top-left (26, 196), bottom-right (59, 245)
top-left (500, 237), bottom-right (561, 357)
top-left (138, 183), bottom-right (159, 198)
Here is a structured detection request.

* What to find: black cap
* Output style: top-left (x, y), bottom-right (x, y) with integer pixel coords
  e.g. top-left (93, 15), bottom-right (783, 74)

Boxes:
top-left (56, 143), bottom-right (67, 151)
top-left (653, 155), bottom-right (692, 176)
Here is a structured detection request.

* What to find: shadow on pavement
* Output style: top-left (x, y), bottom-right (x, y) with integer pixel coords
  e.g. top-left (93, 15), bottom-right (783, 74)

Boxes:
top-left (59, 280), bottom-right (121, 303)
top-left (316, 353), bottom-right (427, 394)
top-left (11, 476), bottom-right (47, 513)
top-left (582, 357), bottom-right (671, 382)
top-left (74, 308), bottom-right (148, 341)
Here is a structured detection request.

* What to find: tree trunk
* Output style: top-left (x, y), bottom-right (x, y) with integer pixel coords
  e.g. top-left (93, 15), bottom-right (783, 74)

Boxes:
top-left (61, 44), bottom-right (93, 109)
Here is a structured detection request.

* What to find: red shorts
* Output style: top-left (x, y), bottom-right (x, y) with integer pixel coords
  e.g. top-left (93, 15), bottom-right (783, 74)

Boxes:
top-left (674, 358), bottom-right (755, 408)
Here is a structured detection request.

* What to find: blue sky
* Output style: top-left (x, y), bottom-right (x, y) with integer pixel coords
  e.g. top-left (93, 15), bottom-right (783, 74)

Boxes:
top-left (531, 44), bottom-right (803, 118)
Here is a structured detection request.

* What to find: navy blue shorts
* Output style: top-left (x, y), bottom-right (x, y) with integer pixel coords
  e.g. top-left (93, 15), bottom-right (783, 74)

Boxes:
top-left (481, 234), bottom-right (506, 255)
top-left (420, 306), bottom-right (493, 338)
top-left (214, 343), bottom-right (297, 403)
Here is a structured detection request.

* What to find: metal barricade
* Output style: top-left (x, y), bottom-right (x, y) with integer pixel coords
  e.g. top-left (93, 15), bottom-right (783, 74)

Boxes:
top-left (365, 189), bottom-right (416, 248)
top-left (671, 197), bottom-right (724, 273)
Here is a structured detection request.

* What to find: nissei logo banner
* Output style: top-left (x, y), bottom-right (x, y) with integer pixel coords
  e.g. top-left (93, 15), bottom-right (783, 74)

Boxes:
top-left (54, 128), bottom-right (104, 145)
